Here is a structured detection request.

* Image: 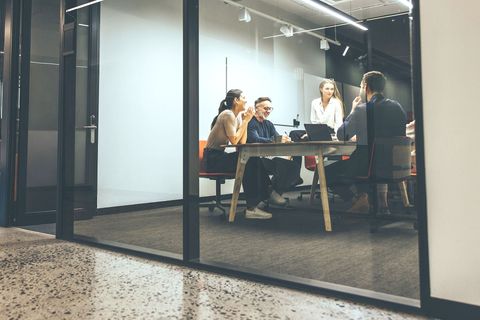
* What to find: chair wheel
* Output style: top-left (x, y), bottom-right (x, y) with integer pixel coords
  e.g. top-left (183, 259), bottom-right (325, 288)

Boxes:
top-left (208, 205), bottom-right (215, 212)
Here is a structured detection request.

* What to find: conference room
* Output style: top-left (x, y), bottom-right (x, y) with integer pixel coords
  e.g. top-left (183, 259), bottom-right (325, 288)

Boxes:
top-left (196, 0), bottom-right (418, 302)
top-left (10, 0), bottom-right (420, 307)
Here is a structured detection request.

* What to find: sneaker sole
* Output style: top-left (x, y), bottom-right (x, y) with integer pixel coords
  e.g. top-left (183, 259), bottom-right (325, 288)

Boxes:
top-left (245, 214), bottom-right (272, 220)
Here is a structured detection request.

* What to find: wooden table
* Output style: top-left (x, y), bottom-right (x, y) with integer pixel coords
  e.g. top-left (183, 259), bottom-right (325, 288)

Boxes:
top-left (226, 141), bottom-right (356, 231)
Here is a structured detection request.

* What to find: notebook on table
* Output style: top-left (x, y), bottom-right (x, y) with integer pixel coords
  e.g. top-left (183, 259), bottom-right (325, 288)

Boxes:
top-left (304, 123), bottom-right (334, 141)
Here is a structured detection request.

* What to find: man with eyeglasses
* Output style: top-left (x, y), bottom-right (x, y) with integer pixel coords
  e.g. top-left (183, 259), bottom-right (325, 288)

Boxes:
top-left (246, 97), bottom-right (301, 207)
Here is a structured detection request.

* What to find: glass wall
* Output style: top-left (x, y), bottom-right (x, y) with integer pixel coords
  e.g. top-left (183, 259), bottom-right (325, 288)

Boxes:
top-left (71, 0), bottom-right (184, 256)
top-left (0, 0), bottom-right (4, 132)
top-left (198, 0), bottom-right (419, 302)
top-left (24, 0), bottom-right (60, 217)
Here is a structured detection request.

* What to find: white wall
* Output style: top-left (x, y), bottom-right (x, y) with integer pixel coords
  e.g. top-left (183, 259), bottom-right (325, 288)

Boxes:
top-left (98, 0), bottom-right (183, 208)
top-left (420, 1), bottom-right (480, 306)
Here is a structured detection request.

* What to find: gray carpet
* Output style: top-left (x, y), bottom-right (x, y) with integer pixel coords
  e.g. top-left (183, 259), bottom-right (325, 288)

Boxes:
top-left (24, 192), bottom-right (420, 300)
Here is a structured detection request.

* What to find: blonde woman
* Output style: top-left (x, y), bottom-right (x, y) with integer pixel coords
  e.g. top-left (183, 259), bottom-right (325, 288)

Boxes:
top-left (310, 79), bottom-right (344, 133)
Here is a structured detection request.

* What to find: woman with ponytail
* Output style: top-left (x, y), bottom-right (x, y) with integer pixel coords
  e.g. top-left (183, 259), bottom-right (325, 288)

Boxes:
top-left (205, 89), bottom-right (253, 170)
top-left (205, 89), bottom-right (272, 219)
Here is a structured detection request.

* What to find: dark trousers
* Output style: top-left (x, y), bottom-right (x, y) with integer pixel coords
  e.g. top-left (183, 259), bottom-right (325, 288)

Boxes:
top-left (243, 157), bottom-right (270, 207)
top-left (204, 149), bottom-right (269, 207)
top-left (324, 147), bottom-right (369, 201)
top-left (204, 148), bottom-right (237, 173)
top-left (261, 157), bottom-right (300, 194)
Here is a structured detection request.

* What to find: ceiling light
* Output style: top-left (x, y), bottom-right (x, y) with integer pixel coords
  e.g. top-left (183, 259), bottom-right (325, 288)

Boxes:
top-left (296, 0), bottom-right (368, 31)
top-left (280, 25), bottom-right (294, 37)
top-left (396, 0), bottom-right (413, 10)
top-left (342, 46), bottom-right (349, 56)
top-left (320, 39), bottom-right (330, 50)
top-left (238, 7), bottom-right (251, 23)
top-left (66, 0), bottom-right (103, 12)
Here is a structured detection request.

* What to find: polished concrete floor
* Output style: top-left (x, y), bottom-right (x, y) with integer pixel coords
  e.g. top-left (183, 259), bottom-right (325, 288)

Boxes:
top-left (0, 227), bottom-right (429, 320)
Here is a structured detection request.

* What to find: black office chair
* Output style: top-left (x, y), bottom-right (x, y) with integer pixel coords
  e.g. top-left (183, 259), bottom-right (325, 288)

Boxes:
top-left (357, 136), bottom-right (415, 232)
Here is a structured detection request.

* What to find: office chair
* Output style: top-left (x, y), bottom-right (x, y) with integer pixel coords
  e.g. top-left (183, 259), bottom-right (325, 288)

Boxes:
top-left (198, 140), bottom-right (236, 217)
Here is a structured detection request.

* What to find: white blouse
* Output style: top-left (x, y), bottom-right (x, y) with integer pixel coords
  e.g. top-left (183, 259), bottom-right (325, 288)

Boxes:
top-left (310, 97), bottom-right (344, 133)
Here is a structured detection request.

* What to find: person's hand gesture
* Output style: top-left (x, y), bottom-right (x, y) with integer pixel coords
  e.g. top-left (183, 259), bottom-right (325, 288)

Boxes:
top-left (351, 96), bottom-right (362, 113)
top-left (281, 135), bottom-right (291, 143)
top-left (242, 106), bottom-right (255, 122)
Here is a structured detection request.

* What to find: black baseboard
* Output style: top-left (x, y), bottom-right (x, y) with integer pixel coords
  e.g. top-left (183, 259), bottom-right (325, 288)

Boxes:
top-left (427, 297), bottom-right (480, 320)
top-left (97, 199), bottom-right (184, 215)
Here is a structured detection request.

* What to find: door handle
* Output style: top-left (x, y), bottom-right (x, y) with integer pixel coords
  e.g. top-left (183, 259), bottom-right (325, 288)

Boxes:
top-left (83, 115), bottom-right (97, 144)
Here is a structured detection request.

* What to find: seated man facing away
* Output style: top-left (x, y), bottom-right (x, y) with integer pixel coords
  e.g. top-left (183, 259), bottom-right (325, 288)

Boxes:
top-left (247, 97), bottom-right (302, 206)
top-left (327, 71), bottom-right (407, 213)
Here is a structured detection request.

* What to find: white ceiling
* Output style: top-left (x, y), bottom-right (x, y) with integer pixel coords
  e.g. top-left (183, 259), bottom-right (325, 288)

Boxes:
top-left (233, 0), bottom-right (409, 29)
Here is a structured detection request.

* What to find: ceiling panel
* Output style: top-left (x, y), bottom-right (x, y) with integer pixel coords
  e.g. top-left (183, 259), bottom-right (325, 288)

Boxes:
top-left (232, 0), bottom-right (409, 29)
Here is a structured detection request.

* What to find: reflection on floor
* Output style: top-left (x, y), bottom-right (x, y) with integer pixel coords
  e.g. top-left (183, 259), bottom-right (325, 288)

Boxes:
top-left (24, 190), bottom-right (419, 300)
top-left (23, 222), bottom-right (56, 235)
top-left (0, 227), bottom-right (426, 320)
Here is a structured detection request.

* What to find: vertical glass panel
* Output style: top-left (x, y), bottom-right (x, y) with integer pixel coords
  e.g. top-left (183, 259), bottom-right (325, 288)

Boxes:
top-left (73, 0), bottom-right (184, 256)
top-left (199, 0), bottom-right (419, 301)
top-left (25, 0), bottom-right (60, 214)
top-left (74, 6), bottom-right (88, 186)
top-left (0, 0), bottom-right (4, 129)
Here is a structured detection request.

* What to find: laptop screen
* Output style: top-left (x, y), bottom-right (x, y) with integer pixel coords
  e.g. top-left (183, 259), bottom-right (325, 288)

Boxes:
top-left (304, 124), bottom-right (334, 141)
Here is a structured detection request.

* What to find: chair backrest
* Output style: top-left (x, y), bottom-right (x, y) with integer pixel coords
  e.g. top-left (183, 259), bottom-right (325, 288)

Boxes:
top-left (304, 155), bottom-right (317, 171)
top-left (199, 140), bottom-right (208, 173)
top-left (372, 136), bottom-right (412, 180)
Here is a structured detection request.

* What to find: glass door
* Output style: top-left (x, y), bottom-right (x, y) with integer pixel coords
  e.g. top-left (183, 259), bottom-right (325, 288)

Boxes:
top-left (60, 0), bottom-right (184, 257)
top-left (58, 0), bottom-right (98, 234)
top-left (71, 2), bottom-right (98, 221)
top-left (14, 0), bottom-right (61, 227)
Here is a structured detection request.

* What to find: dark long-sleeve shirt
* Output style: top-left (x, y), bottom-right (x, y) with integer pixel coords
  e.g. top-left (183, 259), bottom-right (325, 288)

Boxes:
top-left (337, 94), bottom-right (407, 145)
top-left (247, 117), bottom-right (279, 143)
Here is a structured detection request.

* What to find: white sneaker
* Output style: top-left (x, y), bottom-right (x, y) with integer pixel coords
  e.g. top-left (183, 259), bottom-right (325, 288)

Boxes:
top-left (245, 207), bottom-right (272, 220)
top-left (269, 190), bottom-right (288, 206)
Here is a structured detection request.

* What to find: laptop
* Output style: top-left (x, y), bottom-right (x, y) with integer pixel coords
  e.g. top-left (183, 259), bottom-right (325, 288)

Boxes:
top-left (304, 123), bottom-right (334, 141)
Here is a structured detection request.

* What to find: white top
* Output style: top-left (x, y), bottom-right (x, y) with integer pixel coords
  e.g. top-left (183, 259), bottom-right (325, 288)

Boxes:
top-left (310, 97), bottom-right (344, 133)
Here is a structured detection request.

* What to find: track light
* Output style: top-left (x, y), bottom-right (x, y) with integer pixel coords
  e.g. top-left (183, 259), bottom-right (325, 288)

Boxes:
top-left (320, 39), bottom-right (330, 50)
top-left (66, 0), bottom-right (103, 12)
top-left (296, 0), bottom-right (368, 31)
top-left (342, 46), bottom-right (349, 56)
top-left (238, 7), bottom-right (251, 23)
top-left (280, 25), bottom-right (294, 37)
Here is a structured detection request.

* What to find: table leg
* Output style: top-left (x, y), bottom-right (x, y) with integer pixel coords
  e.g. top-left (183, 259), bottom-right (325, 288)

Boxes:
top-left (398, 180), bottom-right (411, 207)
top-left (309, 169), bottom-right (319, 205)
top-left (316, 150), bottom-right (332, 231)
top-left (229, 151), bottom-right (249, 222)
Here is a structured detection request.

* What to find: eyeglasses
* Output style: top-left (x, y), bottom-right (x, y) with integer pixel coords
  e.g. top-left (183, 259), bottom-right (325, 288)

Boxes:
top-left (262, 107), bottom-right (274, 111)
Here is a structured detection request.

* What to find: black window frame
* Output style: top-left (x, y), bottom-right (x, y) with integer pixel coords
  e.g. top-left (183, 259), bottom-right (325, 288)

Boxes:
top-left (4, 0), bottom-right (474, 318)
